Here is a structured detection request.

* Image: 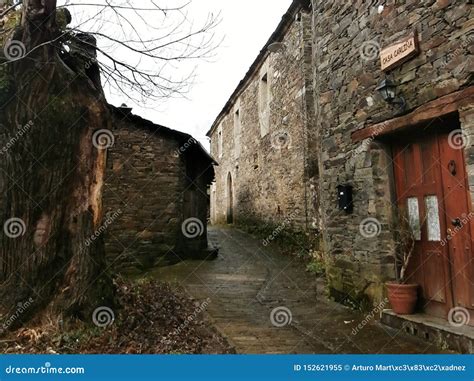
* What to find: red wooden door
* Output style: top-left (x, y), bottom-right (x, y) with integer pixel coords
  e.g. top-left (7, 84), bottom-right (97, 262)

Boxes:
top-left (393, 129), bottom-right (474, 326)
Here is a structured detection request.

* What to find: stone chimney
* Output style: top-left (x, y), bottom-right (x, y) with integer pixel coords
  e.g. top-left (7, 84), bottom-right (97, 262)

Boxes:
top-left (72, 33), bottom-right (102, 91)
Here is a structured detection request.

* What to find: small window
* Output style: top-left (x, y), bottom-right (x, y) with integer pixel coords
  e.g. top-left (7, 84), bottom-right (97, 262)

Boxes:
top-left (261, 74), bottom-right (268, 106)
top-left (425, 196), bottom-right (441, 242)
top-left (234, 108), bottom-right (241, 158)
top-left (259, 72), bottom-right (270, 136)
top-left (217, 126), bottom-right (223, 159)
top-left (407, 197), bottom-right (421, 241)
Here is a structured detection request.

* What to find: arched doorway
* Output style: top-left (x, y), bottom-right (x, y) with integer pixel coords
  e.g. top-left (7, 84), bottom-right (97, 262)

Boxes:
top-left (226, 173), bottom-right (234, 224)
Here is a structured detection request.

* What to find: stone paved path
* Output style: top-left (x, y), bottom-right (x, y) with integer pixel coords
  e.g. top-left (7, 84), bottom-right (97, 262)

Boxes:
top-left (148, 226), bottom-right (448, 354)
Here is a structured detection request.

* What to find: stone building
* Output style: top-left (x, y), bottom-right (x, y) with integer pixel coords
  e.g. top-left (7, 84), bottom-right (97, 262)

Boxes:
top-left (103, 105), bottom-right (216, 273)
top-left (209, 0), bottom-right (473, 343)
top-left (207, 0), bottom-right (317, 234)
top-left (311, 0), bottom-right (473, 333)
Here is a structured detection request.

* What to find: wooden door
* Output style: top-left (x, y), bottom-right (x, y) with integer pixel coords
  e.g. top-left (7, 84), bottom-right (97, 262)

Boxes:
top-left (393, 128), bottom-right (474, 325)
top-left (438, 133), bottom-right (474, 325)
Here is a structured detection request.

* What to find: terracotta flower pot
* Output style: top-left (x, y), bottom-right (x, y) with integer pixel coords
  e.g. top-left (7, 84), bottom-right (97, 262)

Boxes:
top-left (386, 282), bottom-right (418, 315)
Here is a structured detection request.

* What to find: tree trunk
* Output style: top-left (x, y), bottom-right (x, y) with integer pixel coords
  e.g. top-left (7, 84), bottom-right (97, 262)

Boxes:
top-left (0, 0), bottom-right (113, 328)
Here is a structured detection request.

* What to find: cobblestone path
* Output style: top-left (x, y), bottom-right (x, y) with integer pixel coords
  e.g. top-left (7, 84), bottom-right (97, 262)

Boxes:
top-left (149, 226), bottom-right (447, 354)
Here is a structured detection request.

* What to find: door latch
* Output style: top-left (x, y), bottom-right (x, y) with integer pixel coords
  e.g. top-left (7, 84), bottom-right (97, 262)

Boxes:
top-left (452, 218), bottom-right (462, 228)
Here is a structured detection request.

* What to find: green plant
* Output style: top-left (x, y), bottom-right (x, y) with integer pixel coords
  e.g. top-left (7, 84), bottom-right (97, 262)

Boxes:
top-left (306, 260), bottom-right (325, 275)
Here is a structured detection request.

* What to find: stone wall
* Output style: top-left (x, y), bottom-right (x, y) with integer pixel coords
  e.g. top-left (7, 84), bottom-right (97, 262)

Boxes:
top-left (103, 117), bottom-right (186, 272)
top-left (209, 6), bottom-right (317, 234)
top-left (312, 0), bottom-right (473, 306)
top-left (103, 112), bottom-right (213, 273)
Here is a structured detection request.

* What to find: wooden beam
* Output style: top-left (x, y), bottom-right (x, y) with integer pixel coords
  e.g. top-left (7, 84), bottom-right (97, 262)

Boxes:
top-left (352, 86), bottom-right (474, 142)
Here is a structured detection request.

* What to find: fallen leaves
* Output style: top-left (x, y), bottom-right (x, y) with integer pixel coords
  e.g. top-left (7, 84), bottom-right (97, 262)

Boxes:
top-left (0, 279), bottom-right (234, 354)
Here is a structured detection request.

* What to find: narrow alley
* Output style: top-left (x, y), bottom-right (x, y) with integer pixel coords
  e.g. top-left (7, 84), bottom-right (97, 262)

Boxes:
top-left (149, 227), bottom-right (447, 354)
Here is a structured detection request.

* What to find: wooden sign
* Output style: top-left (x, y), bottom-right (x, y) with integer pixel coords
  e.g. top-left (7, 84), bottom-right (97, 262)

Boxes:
top-left (380, 32), bottom-right (419, 71)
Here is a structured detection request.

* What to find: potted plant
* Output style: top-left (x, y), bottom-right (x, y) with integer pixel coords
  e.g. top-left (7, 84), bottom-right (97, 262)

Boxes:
top-left (386, 209), bottom-right (419, 315)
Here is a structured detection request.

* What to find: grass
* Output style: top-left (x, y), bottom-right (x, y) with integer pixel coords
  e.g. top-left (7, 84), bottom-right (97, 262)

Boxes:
top-left (306, 259), bottom-right (325, 276)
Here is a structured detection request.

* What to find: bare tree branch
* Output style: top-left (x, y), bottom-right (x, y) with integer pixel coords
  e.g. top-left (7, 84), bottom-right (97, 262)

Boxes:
top-left (0, 1), bottom-right (22, 19)
top-left (1, 0), bottom-right (221, 103)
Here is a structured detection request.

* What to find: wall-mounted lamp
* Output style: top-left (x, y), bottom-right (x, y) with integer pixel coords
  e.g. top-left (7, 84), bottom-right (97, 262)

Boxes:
top-left (267, 42), bottom-right (286, 54)
top-left (375, 77), bottom-right (406, 111)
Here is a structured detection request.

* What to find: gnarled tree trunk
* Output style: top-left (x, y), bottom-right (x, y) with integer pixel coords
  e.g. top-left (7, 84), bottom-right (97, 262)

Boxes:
top-left (0, 0), bottom-right (114, 328)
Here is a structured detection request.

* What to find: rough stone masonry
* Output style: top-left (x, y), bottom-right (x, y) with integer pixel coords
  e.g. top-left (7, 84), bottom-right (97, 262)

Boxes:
top-left (312, 0), bottom-right (473, 306)
top-left (208, 1), bottom-right (318, 235)
top-left (103, 106), bottom-right (215, 274)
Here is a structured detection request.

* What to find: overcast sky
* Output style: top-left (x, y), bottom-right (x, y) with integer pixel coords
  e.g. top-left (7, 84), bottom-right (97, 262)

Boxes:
top-left (100, 0), bottom-right (294, 146)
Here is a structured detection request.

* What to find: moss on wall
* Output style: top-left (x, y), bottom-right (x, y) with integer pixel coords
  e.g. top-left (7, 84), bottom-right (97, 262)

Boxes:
top-left (234, 216), bottom-right (320, 262)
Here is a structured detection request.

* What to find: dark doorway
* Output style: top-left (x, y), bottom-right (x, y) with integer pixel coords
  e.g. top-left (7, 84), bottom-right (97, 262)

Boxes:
top-left (227, 172), bottom-right (234, 224)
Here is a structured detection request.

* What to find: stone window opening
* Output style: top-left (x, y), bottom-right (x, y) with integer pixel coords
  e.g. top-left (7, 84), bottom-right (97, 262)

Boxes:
top-left (259, 72), bottom-right (271, 137)
top-left (217, 125), bottom-right (223, 159)
top-left (234, 107), bottom-right (241, 158)
top-left (226, 172), bottom-right (234, 224)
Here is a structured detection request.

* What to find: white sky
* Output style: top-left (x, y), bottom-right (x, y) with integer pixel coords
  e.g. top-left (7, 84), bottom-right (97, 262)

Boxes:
top-left (101, 0), bottom-right (294, 147)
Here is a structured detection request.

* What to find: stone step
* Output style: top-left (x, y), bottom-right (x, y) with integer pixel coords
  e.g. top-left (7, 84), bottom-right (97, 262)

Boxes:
top-left (381, 309), bottom-right (474, 354)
